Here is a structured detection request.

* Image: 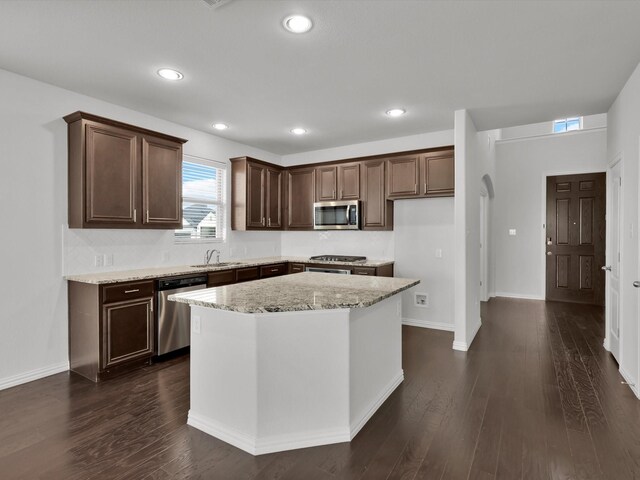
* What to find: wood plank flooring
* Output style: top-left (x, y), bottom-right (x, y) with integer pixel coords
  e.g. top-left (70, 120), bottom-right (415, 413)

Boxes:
top-left (1, 298), bottom-right (640, 479)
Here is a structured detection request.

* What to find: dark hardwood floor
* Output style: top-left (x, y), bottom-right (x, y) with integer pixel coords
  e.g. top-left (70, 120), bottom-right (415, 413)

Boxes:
top-left (1, 298), bottom-right (640, 479)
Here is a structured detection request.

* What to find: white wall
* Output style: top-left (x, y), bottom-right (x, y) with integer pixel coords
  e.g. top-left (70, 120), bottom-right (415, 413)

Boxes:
top-left (0, 68), bottom-right (282, 389)
top-left (607, 61), bottom-right (640, 395)
top-left (280, 130), bottom-right (456, 329)
top-left (394, 198), bottom-right (455, 330)
top-left (453, 110), bottom-right (482, 351)
top-left (493, 128), bottom-right (608, 299)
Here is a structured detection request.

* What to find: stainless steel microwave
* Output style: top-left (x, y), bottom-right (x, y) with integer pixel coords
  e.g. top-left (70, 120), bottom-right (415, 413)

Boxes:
top-left (313, 200), bottom-right (360, 230)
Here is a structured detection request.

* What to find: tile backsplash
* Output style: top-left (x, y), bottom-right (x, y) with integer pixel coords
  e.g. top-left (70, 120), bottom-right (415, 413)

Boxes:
top-left (63, 226), bottom-right (281, 275)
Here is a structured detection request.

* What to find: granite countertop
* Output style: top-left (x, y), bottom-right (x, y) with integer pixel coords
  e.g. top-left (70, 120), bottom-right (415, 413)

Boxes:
top-left (64, 256), bottom-right (394, 285)
top-left (168, 272), bottom-right (419, 313)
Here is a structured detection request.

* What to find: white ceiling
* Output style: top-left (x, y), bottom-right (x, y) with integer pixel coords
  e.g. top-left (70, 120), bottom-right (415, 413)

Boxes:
top-left (1, 0), bottom-right (639, 155)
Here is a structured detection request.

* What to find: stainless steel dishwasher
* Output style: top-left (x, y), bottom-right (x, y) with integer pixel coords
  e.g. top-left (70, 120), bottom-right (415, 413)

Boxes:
top-left (156, 275), bottom-right (208, 357)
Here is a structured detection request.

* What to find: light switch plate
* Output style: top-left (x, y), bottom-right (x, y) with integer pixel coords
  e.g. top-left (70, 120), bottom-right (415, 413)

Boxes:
top-left (94, 255), bottom-right (103, 267)
top-left (435, 248), bottom-right (443, 258)
top-left (509, 229), bottom-right (517, 236)
top-left (104, 253), bottom-right (113, 266)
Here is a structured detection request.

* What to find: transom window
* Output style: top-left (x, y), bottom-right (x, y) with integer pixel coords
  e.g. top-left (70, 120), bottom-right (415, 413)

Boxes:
top-left (175, 156), bottom-right (226, 242)
top-left (553, 117), bottom-right (582, 133)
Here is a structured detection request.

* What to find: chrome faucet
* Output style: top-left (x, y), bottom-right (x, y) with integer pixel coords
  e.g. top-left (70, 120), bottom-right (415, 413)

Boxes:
top-left (205, 249), bottom-right (221, 265)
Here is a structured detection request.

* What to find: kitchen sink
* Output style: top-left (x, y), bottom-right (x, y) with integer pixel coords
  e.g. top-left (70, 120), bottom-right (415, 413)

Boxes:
top-left (190, 262), bottom-right (243, 268)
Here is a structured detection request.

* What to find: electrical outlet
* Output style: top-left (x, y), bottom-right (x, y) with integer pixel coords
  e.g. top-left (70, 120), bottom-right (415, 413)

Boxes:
top-left (104, 253), bottom-right (113, 267)
top-left (396, 300), bottom-right (401, 316)
top-left (94, 255), bottom-right (103, 267)
top-left (414, 293), bottom-right (429, 308)
top-left (435, 248), bottom-right (443, 258)
top-left (192, 315), bottom-right (201, 335)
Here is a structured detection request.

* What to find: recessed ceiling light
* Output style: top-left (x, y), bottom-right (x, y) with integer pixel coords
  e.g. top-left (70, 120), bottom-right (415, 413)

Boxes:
top-left (212, 123), bottom-right (229, 130)
top-left (283, 15), bottom-right (313, 33)
top-left (386, 108), bottom-right (406, 117)
top-left (157, 68), bottom-right (184, 81)
top-left (290, 127), bottom-right (307, 135)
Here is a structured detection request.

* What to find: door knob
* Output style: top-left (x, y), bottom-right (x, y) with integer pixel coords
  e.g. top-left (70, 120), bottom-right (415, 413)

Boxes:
top-left (634, 281), bottom-right (640, 288)
top-left (547, 251), bottom-right (552, 256)
top-left (602, 266), bottom-right (612, 271)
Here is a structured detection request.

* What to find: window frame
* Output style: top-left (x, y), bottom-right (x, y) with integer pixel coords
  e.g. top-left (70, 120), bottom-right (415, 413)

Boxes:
top-left (552, 117), bottom-right (583, 134)
top-left (175, 154), bottom-right (227, 244)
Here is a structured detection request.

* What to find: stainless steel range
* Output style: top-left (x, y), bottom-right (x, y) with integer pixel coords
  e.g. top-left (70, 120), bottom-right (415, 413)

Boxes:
top-left (306, 255), bottom-right (367, 274)
top-left (309, 255), bottom-right (367, 263)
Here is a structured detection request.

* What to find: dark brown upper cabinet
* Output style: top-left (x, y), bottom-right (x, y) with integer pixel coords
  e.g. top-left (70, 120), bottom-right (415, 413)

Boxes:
top-left (315, 163), bottom-right (361, 201)
top-left (286, 166), bottom-right (315, 229)
top-left (65, 111), bottom-right (187, 229)
top-left (386, 154), bottom-right (420, 198)
top-left (266, 167), bottom-right (283, 228)
top-left (316, 166), bottom-right (338, 201)
top-left (230, 157), bottom-right (283, 230)
top-left (420, 149), bottom-right (455, 197)
top-left (361, 159), bottom-right (393, 230)
top-left (386, 148), bottom-right (455, 200)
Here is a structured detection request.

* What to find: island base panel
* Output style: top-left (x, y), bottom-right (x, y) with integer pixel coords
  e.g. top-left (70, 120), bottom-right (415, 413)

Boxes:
top-left (187, 296), bottom-right (403, 455)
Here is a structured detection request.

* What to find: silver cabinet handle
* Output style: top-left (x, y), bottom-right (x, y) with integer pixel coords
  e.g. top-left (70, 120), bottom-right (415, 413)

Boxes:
top-left (602, 266), bottom-right (612, 271)
top-left (270, 268), bottom-right (279, 272)
top-left (634, 281), bottom-right (640, 288)
top-left (124, 289), bottom-right (140, 294)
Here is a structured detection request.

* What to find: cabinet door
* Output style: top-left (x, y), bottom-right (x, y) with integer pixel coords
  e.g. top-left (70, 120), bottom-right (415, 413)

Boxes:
top-left (338, 163), bottom-right (360, 200)
top-left (387, 155), bottom-right (420, 198)
top-left (247, 162), bottom-right (266, 228)
top-left (85, 123), bottom-right (138, 224)
top-left (421, 151), bottom-right (454, 196)
top-left (362, 159), bottom-right (391, 229)
top-left (102, 297), bottom-right (153, 369)
top-left (266, 167), bottom-right (283, 228)
top-left (287, 167), bottom-right (315, 229)
top-left (142, 136), bottom-right (182, 227)
top-left (315, 166), bottom-right (337, 201)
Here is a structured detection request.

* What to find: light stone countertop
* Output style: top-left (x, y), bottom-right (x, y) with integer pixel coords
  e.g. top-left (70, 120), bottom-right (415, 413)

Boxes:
top-left (64, 256), bottom-right (394, 285)
top-left (168, 272), bottom-right (419, 313)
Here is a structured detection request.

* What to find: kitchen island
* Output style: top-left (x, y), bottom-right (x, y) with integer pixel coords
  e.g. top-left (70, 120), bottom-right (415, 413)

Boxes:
top-left (169, 272), bottom-right (419, 455)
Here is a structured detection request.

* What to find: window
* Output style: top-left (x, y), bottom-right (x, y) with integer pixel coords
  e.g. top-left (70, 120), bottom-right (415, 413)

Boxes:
top-left (553, 117), bottom-right (582, 133)
top-left (175, 155), bottom-right (226, 242)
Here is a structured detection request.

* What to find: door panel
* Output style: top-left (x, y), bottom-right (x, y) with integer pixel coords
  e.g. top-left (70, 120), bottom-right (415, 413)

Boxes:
top-left (607, 161), bottom-right (622, 361)
top-left (142, 136), bottom-right (182, 227)
top-left (286, 168), bottom-right (315, 229)
top-left (546, 173), bottom-right (606, 305)
top-left (247, 163), bottom-right (265, 228)
top-left (387, 155), bottom-right (419, 198)
top-left (316, 166), bottom-right (337, 201)
top-left (85, 123), bottom-right (137, 224)
top-left (266, 168), bottom-right (283, 228)
top-left (338, 163), bottom-right (360, 200)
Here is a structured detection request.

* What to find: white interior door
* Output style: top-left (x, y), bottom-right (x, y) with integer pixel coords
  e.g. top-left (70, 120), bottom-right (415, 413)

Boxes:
top-left (606, 160), bottom-right (622, 361)
top-left (479, 193), bottom-right (489, 302)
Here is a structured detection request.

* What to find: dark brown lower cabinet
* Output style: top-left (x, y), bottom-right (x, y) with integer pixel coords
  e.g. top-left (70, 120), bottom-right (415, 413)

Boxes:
top-left (69, 280), bottom-right (155, 382)
top-left (260, 263), bottom-right (287, 278)
top-left (103, 298), bottom-right (153, 369)
top-left (289, 263), bottom-right (305, 274)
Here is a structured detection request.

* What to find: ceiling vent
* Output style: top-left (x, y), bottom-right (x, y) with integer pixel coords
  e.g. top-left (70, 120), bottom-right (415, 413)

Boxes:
top-left (201, 0), bottom-right (234, 8)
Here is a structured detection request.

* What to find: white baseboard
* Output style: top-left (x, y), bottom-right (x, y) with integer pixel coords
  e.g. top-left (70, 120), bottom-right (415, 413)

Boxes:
top-left (0, 362), bottom-right (69, 391)
top-left (619, 366), bottom-right (640, 400)
top-left (494, 292), bottom-right (545, 300)
top-left (188, 370), bottom-right (405, 455)
top-left (350, 370), bottom-right (404, 439)
top-left (402, 318), bottom-right (454, 332)
top-left (452, 317), bottom-right (482, 352)
top-left (188, 412), bottom-right (350, 456)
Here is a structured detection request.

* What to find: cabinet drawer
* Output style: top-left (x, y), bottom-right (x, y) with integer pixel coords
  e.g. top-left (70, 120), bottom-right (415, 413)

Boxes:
top-left (207, 269), bottom-right (236, 287)
top-left (353, 267), bottom-right (376, 276)
top-left (289, 263), bottom-right (305, 274)
top-left (260, 264), bottom-right (286, 278)
top-left (103, 280), bottom-right (154, 304)
top-left (236, 266), bottom-right (260, 283)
